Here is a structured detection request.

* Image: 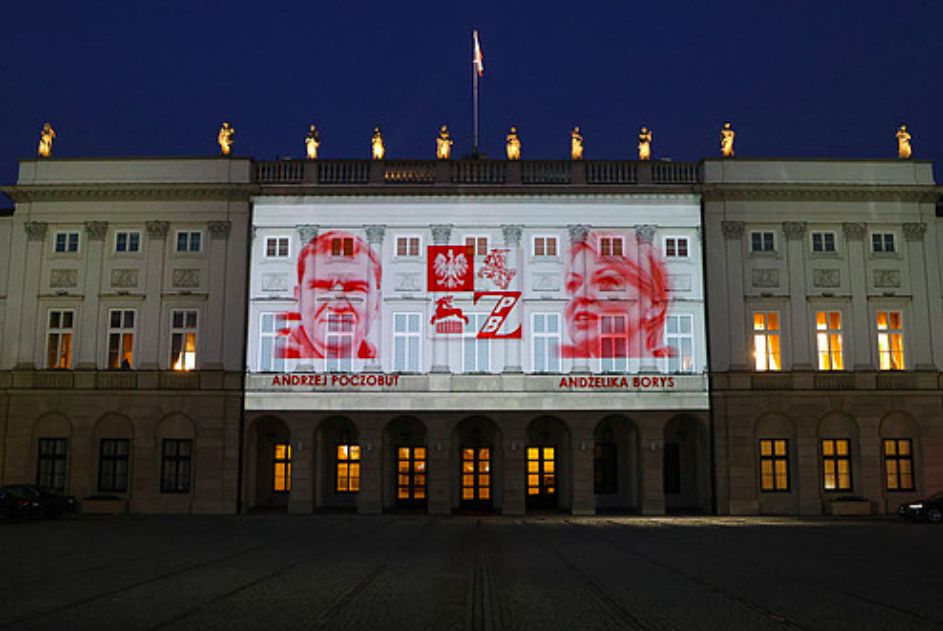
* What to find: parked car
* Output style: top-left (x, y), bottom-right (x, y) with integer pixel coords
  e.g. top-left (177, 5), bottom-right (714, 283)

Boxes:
top-left (0, 485), bottom-right (78, 518)
top-left (898, 491), bottom-right (943, 523)
top-left (0, 486), bottom-right (42, 520)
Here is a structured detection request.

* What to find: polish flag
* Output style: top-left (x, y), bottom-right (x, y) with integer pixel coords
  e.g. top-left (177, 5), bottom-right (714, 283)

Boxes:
top-left (473, 30), bottom-right (484, 77)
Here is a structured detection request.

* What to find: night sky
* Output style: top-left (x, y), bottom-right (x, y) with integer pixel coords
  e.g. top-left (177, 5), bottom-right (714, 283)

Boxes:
top-left (2, 1), bottom-right (942, 189)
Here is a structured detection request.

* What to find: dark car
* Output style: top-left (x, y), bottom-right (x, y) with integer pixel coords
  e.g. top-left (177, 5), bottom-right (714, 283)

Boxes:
top-left (898, 491), bottom-right (943, 523)
top-left (0, 486), bottom-right (42, 520)
top-left (0, 485), bottom-right (78, 518)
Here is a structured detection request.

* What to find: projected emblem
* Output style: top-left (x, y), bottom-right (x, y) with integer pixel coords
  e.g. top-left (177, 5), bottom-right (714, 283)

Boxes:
top-left (428, 246), bottom-right (474, 292)
top-left (430, 295), bottom-right (468, 334)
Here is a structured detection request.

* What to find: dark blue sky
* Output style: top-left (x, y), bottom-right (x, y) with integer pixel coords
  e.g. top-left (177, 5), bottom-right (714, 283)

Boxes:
top-left (2, 1), bottom-right (942, 186)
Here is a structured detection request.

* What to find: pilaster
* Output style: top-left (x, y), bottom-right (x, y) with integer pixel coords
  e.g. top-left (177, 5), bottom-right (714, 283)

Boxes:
top-left (843, 223), bottom-right (871, 370)
top-left (783, 221), bottom-right (810, 369)
top-left (13, 221), bottom-right (47, 368)
top-left (203, 221), bottom-right (231, 370)
top-left (76, 221), bottom-right (108, 368)
top-left (501, 224), bottom-right (524, 373)
top-left (721, 221), bottom-right (748, 370)
top-left (140, 221), bottom-right (169, 369)
top-left (364, 225), bottom-right (385, 372)
top-left (430, 224), bottom-right (453, 373)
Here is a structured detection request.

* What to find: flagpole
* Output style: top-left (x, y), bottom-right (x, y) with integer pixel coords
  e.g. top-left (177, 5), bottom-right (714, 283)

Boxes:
top-left (472, 33), bottom-right (479, 156)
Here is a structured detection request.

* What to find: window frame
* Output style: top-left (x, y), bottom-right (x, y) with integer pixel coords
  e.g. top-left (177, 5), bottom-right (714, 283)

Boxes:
top-left (749, 231), bottom-right (776, 253)
top-left (273, 442), bottom-right (292, 493)
top-left (758, 438), bottom-right (790, 493)
top-left (598, 235), bottom-right (624, 257)
top-left (107, 308), bottom-right (136, 370)
top-left (810, 231), bottom-right (837, 254)
top-left (335, 444), bottom-right (361, 494)
top-left (114, 230), bottom-right (141, 254)
top-left (392, 312), bottom-right (423, 373)
top-left (46, 308), bottom-right (76, 369)
top-left (462, 313), bottom-right (491, 373)
top-left (815, 310), bottom-right (844, 371)
top-left (464, 235), bottom-right (490, 257)
top-left (752, 310), bottom-right (782, 371)
top-left (664, 313), bottom-right (695, 374)
top-left (53, 231), bottom-right (80, 254)
top-left (663, 236), bottom-right (690, 259)
top-left (175, 230), bottom-right (203, 254)
top-left (264, 236), bottom-right (291, 259)
top-left (883, 438), bottom-right (915, 492)
top-left (593, 442), bottom-right (618, 494)
top-left (821, 438), bottom-right (853, 492)
top-left (870, 231), bottom-right (897, 254)
top-left (36, 437), bottom-right (68, 491)
top-left (532, 235), bottom-right (559, 258)
top-left (875, 309), bottom-right (905, 371)
top-left (160, 438), bottom-right (193, 494)
top-left (258, 312), bottom-right (287, 372)
top-left (531, 312), bottom-right (562, 374)
top-left (394, 235), bottom-right (422, 258)
top-left (98, 438), bottom-right (130, 493)
top-left (170, 308), bottom-right (199, 371)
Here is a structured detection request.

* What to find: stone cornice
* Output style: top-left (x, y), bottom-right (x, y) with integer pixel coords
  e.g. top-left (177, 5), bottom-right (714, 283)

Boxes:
top-left (700, 184), bottom-right (938, 203)
top-left (0, 183), bottom-right (257, 203)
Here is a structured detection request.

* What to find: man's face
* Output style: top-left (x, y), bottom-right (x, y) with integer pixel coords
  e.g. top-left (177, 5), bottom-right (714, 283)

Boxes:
top-left (564, 243), bottom-right (636, 352)
top-left (296, 248), bottom-right (374, 357)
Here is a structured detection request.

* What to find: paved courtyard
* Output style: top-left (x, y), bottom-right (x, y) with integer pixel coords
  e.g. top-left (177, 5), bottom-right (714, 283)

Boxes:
top-left (1, 514), bottom-right (941, 630)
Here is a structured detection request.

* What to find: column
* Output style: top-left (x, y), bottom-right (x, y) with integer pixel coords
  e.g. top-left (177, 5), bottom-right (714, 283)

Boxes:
top-left (501, 224), bottom-right (524, 373)
top-left (288, 423), bottom-right (314, 514)
top-left (427, 426), bottom-right (452, 515)
top-left (77, 221), bottom-right (108, 369)
top-left (14, 221), bottom-right (48, 368)
top-left (783, 221), bottom-right (811, 369)
top-left (295, 225), bottom-right (318, 372)
top-left (843, 223), bottom-right (870, 370)
top-left (635, 224), bottom-right (658, 372)
top-left (357, 427), bottom-right (383, 514)
top-left (639, 419), bottom-right (667, 515)
top-left (430, 224), bottom-right (452, 373)
top-left (570, 428), bottom-right (596, 515)
top-left (722, 221), bottom-right (748, 370)
top-left (140, 221), bottom-right (169, 370)
top-left (502, 425), bottom-right (526, 516)
top-left (902, 223), bottom-right (932, 370)
top-left (203, 221), bottom-right (231, 370)
top-left (363, 225), bottom-right (386, 372)
top-left (566, 224), bottom-right (591, 373)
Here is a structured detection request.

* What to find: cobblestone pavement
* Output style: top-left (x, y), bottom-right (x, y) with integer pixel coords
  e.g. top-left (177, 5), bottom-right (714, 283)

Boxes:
top-left (1, 515), bottom-right (941, 630)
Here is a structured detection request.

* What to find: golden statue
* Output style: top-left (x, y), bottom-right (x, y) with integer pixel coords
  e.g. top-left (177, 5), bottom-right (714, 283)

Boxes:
top-left (371, 126), bottom-right (385, 160)
top-left (38, 123), bottom-right (56, 158)
top-left (305, 124), bottom-right (320, 160)
top-left (436, 125), bottom-right (453, 160)
top-left (637, 127), bottom-right (652, 161)
top-left (506, 126), bottom-right (521, 161)
top-left (570, 126), bottom-right (584, 160)
top-left (720, 122), bottom-right (735, 158)
top-left (218, 122), bottom-right (235, 156)
top-left (896, 125), bottom-right (912, 159)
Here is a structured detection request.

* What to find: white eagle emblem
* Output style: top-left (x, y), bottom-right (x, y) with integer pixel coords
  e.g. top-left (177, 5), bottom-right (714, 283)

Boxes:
top-left (434, 250), bottom-right (469, 289)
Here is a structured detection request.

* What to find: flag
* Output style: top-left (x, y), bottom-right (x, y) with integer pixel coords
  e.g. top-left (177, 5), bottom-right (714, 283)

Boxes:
top-left (473, 30), bottom-right (484, 77)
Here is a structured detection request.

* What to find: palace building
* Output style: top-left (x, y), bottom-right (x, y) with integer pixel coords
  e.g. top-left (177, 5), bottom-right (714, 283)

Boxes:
top-left (0, 154), bottom-right (940, 515)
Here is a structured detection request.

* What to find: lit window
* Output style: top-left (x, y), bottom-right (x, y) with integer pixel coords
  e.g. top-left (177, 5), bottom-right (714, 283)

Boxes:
top-left (822, 438), bottom-right (852, 492)
top-left (750, 231), bottom-right (775, 253)
top-left (98, 438), bottom-right (130, 493)
top-left (532, 313), bottom-right (561, 373)
top-left (871, 233), bottom-right (896, 253)
top-left (273, 443), bottom-right (292, 492)
top-left (533, 236), bottom-right (558, 257)
top-left (393, 313), bottom-right (422, 372)
top-left (876, 311), bottom-right (904, 370)
top-left (330, 236), bottom-right (354, 257)
top-left (811, 232), bottom-right (836, 253)
top-left (46, 310), bottom-right (75, 369)
top-left (115, 231), bottom-right (141, 253)
top-left (396, 446), bottom-right (427, 502)
top-left (462, 313), bottom-right (491, 373)
top-left (170, 309), bottom-right (198, 371)
top-left (175, 231), bottom-right (202, 253)
top-left (883, 439), bottom-right (914, 491)
top-left (759, 439), bottom-right (789, 492)
top-left (465, 236), bottom-right (489, 256)
top-left (108, 309), bottom-right (135, 369)
top-left (37, 438), bottom-right (68, 491)
top-left (665, 237), bottom-right (689, 258)
top-left (325, 313), bottom-right (354, 372)
top-left (265, 236), bottom-right (290, 258)
top-left (259, 313), bottom-right (286, 372)
top-left (599, 236), bottom-right (623, 257)
top-left (815, 311), bottom-right (844, 371)
top-left (600, 315), bottom-right (628, 373)
top-left (593, 443), bottom-right (618, 494)
top-left (461, 448), bottom-right (491, 502)
top-left (395, 236), bottom-right (421, 257)
top-left (753, 311), bottom-right (781, 371)
top-left (665, 314), bottom-right (695, 373)
top-left (527, 446), bottom-right (556, 497)
top-left (161, 439), bottom-right (192, 493)
top-left (54, 232), bottom-right (79, 253)
top-left (336, 444), bottom-right (361, 493)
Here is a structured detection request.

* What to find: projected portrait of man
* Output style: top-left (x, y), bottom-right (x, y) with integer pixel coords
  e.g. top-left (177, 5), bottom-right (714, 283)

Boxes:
top-left (278, 230), bottom-right (382, 360)
top-left (562, 230), bottom-right (671, 360)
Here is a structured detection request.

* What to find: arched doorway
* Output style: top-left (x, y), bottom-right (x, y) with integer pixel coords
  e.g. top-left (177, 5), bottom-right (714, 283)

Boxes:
top-left (384, 416), bottom-right (428, 511)
top-left (663, 414), bottom-right (708, 513)
top-left (453, 416), bottom-right (502, 512)
top-left (247, 416), bottom-right (291, 510)
top-left (525, 416), bottom-right (571, 512)
top-left (593, 415), bottom-right (641, 513)
top-left (316, 416), bottom-right (359, 511)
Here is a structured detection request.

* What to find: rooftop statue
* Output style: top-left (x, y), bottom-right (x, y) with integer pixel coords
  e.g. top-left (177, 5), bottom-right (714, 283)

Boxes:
top-left (372, 126), bottom-right (385, 160)
top-left (720, 122), bottom-right (735, 158)
top-left (218, 122), bottom-right (235, 156)
top-left (506, 126), bottom-right (521, 161)
top-left (305, 124), bottom-right (320, 160)
top-left (896, 125), bottom-right (912, 160)
top-left (571, 126), bottom-right (584, 160)
top-left (638, 127), bottom-right (652, 161)
top-left (436, 125), bottom-right (453, 160)
top-left (38, 123), bottom-right (56, 158)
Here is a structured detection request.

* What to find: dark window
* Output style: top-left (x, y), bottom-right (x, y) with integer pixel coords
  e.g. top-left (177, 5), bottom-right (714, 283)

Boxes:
top-left (98, 439), bottom-right (130, 492)
top-left (593, 443), bottom-right (618, 494)
top-left (811, 232), bottom-right (836, 253)
top-left (822, 438), bottom-right (852, 492)
top-left (883, 438), bottom-right (915, 491)
top-left (759, 439), bottom-right (790, 492)
top-left (663, 442), bottom-right (681, 494)
top-left (176, 231), bottom-right (201, 253)
top-left (161, 439), bottom-right (192, 493)
top-left (751, 231), bottom-right (775, 252)
top-left (115, 231), bottom-right (141, 253)
top-left (330, 237), bottom-right (354, 257)
top-left (37, 438), bottom-right (68, 491)
top-left (871, 233), bottom-right (895, 253)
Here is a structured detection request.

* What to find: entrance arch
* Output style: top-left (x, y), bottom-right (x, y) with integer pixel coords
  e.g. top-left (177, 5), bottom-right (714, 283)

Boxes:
top-left (246, 416), bottom-right (291, 511)
top-left (453, 416), bottom-right (503, 512)
top-left (383, 416), bottom-right (428, 511)
top-left (593, 415), bottom-right (641, 513)
top-left (663, 414), bottom-right (709, 513)
top-left (525, 416), bottom-right (571, 512)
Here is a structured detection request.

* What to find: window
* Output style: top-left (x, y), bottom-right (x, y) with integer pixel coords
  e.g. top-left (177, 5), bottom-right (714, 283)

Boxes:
top-left (37, 438), bottom-right (68, 491)
top-left (759, 439), bottom-right (789, 492)
top-left (533, 236), bottom-right (558, 257)
top-left (876, 311), bottom-right (904, 370)
top-left (811, 232), bottom-right (836, 253)
top-left (665, 314), bottom-right (695, 373)
top-left (463, 313), bottom-right (490, 372)
top-left (599, 236), bottom-right (623, 256)
top-left (330, 236), bottom-right (354, 256)
top-left (815, 311), bottom-right (843, 371)
top-left (259, 313), bottom-right (286, 372)
top-left (600, 314), bottom-right (628, 373)
top-left (532, 313), bottom-right (561, 373)
top-left (527, 447), bottom-right (556, 497)
top-left (161, 439), bottom-right (192, 493)
top-left (107, 309), bottom-right (135, 369)
top-left (822, 438), bottom-right (852, 492)
top-left (54, 232), bottom-right (79, 253)
top-left (115, 231), bottom-right (141, 253)
top-left (46, 310), bottom-right (75, 369)
top-left (395, 236), bottom-right (421, 257)
top-left (750, 231), bottom-right (775, 253)
top-left (593, 443), bottom-right (618, 494)
top-left (265, 236), bottom-right (290, 258)
top-left (883, 439), bottom-right (914, 491)
top-left (335, 444), bottom-right (360, 493)
top-left (98, 439), bottom-right (130, 493)
top-left (175, 231), bottom-right (202, 253)
top-left (325, 313), bottom-right (354, 372)
top-left (664, 237), bottom-right (689, 258)
top-left (465, 236), bottom-right (489, 256)
top-left (871, 232), bottom-right (896, 253)
top-left (753, 311), bottom-right (781, 371)
top-left (273, 443), bottom-right (292, 492)
top-left (393, 312), bottom-right (422, 372)
top-left (170, 309), bottom-right (198, 371)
